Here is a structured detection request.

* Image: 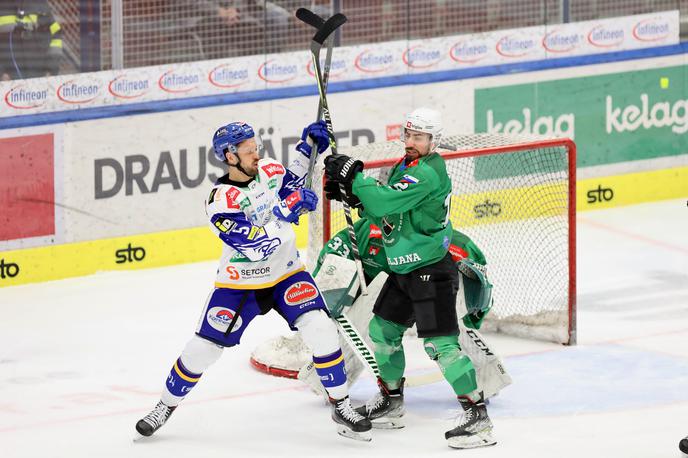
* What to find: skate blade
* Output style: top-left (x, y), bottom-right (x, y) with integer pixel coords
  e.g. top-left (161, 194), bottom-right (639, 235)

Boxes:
top-left (371, 415), bottom-right (405, 429)
top-left (336, 425), bottom-right (372, 442)
top-left (447, 430), bottom-right (496, 449)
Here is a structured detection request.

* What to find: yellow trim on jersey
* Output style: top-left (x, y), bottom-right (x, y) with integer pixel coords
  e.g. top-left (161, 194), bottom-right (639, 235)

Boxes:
top-left (313, 354), bottom-right (345, 369)
top-left (50, 22), bottom-right (61, 34)
top-left (173, 361), bottom-right (200, 383)
top-left (214, 267), bottom-right (306, 290)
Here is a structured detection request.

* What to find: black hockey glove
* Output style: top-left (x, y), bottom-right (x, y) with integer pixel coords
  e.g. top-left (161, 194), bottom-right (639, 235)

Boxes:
top-left (324, 178), bottom-right (363, 209)
top-left (324, 177), bottom-right (343, 201)
top-left (324, 154), bottom-right (363, 185)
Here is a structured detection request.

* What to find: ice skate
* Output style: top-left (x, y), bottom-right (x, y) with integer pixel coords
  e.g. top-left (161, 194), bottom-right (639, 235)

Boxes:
top-left (445, 396), bottom-right (496, 449)
top-left (134, 400), bottom-right (177, 440)
top-left (331, 396), bottom-right (372, 442)
top-left (355, 377), bottom-right (405, 429)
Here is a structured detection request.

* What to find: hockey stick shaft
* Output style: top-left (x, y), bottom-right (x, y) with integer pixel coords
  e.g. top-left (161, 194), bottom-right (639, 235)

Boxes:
top-left (306, 21), bottom-right (368, 295)
top-left (334, 312), bottom-right (445, 386)
top-left (296, 9), bottom-right (334, 190)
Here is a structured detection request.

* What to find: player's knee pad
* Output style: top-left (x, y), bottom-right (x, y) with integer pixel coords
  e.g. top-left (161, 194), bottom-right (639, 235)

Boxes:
top-left (180, 334), bottom-right (224, 374)
top-left (368, 315), bottom-right (406, 355)
top-left (423, 335), bottom-right (477, 396)
top-left (295, 309), bottom-right (339, 356)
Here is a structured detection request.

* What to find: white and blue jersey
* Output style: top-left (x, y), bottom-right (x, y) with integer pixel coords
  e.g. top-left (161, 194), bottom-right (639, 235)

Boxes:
top-left (205, 156), bottom-right (309, 289)
top-left (198, 154), bottom-right (330, 347)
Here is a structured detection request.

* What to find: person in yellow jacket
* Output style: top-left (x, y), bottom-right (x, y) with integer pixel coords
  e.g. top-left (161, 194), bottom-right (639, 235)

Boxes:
top-left (0, 0), bottom-right (62, 80)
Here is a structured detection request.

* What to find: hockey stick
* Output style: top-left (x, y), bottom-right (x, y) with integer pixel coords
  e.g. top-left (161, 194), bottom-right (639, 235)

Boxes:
top-left (295, 8), bottom-right (334, 191)
top-left (304, 15), bottom-right (369, 296)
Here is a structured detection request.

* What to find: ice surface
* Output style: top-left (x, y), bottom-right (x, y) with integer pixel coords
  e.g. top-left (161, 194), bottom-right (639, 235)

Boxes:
top-left (1, 199), bottom-right (686, 457)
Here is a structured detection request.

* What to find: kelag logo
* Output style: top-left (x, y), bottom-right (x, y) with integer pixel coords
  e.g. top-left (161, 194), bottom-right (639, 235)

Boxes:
top-left (208, 64), bottom-right (249, 88)
top-left (486, 108), bottom-right (575, 138)
top-left (158, 69), bottom-right (200, 93)
top-left (633, 18), bottom-right (670, 42)
top-left (450, 40), bottom-right (488, 63)
top-left (4, 84), bottom-right (48, 109)
top-left (496, 35), bottom-right (536, 58)
top-left (587, 25), bottom-right (624, 48)
top-left (606, 94), bottom-right (688, 135)
top-left (402, 45), bottom-right (443, 69)
top-left (473, 199), bottom-right (502, 219)
top-left (587, 185), bottom-right (614, 204)
top-left (115, 244), bottom-right (146, 264)
top-left (108, 75), bottom-right (150, 99)
top-left (258, 59), bottom-right (298, 83)
top-left (57, 79), bottom-right (100, 104)
top-left (542, 30), bottom-right (582, 53)
top-left (0, 259), bottom-right (20, 279)
top-left (354, 49), bottom-right (394, 73)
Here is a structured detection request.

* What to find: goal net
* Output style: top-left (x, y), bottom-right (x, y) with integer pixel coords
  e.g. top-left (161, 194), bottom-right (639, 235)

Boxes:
top-left (251, 134), bottom-right (576, 378)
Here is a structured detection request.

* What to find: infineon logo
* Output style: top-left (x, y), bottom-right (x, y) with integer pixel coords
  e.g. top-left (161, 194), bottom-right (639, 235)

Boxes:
top-left (57, 79), bottom-right (100, 104)
top-left (587, 25), bottom-right (624, 48)
top-left (306, 57), bottom-right (347, 78)
top-left (258, 59), bottom-right (298, 83)
top-left (449, 40), bottom-right (488, 63)
top-left (402, 45), bottom-right (443, 68)
top-left (108, 74), bottom-right (150, 99)
top-left (632, 18), bottom-right (670, 42)
top-left (4, 84), bottom-right (48, 109)
top-left (542, 30), bottom-right (582, 53)
top-left (354, 49), bottom-right (394, 73)
top-left (496, 35), bottom-right (536, 58)
top-left (208, 64), bottom-right (249, 88)
top-left (158, 69), bottom-right (200, 93)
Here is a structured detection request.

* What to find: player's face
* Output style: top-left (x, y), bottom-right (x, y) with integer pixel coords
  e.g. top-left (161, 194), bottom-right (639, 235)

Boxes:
top-left (234, 137), bottom-right (261, 176)
top-left (403, 128), bottom-right (432, 161)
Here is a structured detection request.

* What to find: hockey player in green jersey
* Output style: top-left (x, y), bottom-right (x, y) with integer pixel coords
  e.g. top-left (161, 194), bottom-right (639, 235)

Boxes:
top-left (313, 218), bottom-right (491, 330)
top-left (323, 108), bottom-right (496, 449)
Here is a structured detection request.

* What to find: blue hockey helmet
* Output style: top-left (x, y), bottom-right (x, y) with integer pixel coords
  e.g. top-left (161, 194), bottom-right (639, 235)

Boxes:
top-left (212, 122), bottom-right (256, 161)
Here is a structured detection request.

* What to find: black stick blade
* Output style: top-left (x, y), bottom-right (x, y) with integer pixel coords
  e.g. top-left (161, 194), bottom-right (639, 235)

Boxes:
top-left (295, 8), bottom-right (325, 28)
top-left (312, 13), bottom-right (347, 45)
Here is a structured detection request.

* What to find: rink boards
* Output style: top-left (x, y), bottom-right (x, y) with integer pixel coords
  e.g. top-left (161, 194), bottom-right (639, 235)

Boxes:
top-left (1, 43), bottom-right (688, 287)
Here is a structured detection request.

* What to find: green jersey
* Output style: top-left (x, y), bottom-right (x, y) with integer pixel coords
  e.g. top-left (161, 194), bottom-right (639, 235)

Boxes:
top-left (315, 218), bottom-right (486, 278)
top-left (352, 152), bottom-right (453, 273)
top-left (314, 218), bottom-right (387, 279)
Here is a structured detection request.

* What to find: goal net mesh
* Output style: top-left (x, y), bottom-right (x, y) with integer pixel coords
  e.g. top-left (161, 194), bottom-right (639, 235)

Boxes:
top-left (308, 134), bottom-right (576, 345)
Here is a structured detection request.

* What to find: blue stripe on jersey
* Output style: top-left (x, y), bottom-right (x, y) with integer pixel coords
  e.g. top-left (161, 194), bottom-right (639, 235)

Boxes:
top-left (210, 212), bottom-right (282, 261)
top-left (278, 169), bottom-right (305, 200)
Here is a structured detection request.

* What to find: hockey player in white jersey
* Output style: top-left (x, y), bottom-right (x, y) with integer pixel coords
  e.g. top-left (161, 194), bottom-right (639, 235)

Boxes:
top-left (134, 121), bottom-right (371, 441)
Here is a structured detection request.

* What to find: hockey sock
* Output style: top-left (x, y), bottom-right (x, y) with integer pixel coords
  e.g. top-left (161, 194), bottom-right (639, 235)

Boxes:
top-left (313, 349), bottom-right (348, 399)
top-left (423, 335), bottom-right (478, 396)
top-left (162, 357), bottom-right (202, 406)
top-left (369, 315), bottom-right (408, 389)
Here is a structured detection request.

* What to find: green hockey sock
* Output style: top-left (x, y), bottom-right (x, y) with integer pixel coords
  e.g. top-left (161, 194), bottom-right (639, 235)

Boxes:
top-left (368, 315), bottom-right (408, 389)
top-left (423, 335), bottom-right (477, 396)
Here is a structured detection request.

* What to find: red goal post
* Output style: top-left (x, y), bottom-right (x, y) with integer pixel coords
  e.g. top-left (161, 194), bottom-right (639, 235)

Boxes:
top-left (308, 134), bottom-right (577, 345)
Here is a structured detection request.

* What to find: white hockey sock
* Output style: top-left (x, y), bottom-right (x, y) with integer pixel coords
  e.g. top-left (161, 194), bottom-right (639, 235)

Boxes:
top-left (296, 310), bottom-right (348, 400)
